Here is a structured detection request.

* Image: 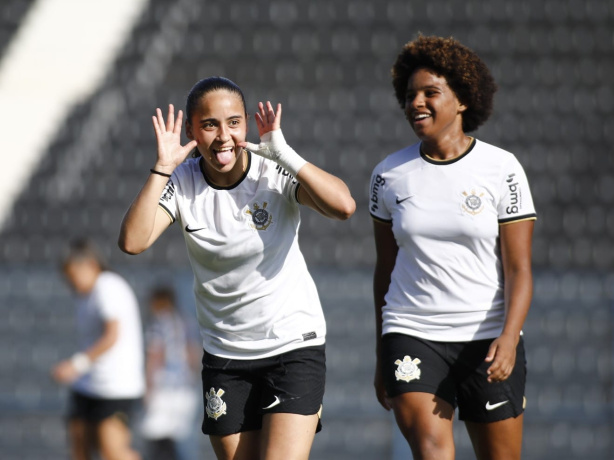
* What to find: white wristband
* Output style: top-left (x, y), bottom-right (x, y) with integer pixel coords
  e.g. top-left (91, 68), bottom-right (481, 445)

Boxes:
top-left (244, 129), bottom-right (307, 177)
top-left (70, 353), bottom-right (92, 375)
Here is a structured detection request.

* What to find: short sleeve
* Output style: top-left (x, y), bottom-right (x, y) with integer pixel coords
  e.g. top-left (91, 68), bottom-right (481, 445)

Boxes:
top-left (275, 164), bottom-right (301, 204)
top-left (369, 163), bottom-right (392, 222)
top-left (498, 156), bottom-right (537, 224)
top-left (96, 276), bottom-right (129, 321)
top-left (158, 178), bottom-right (177, 223)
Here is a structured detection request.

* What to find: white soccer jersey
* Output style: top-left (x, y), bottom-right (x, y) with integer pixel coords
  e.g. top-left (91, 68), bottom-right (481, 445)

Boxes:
top-left (370, 139), bottom-right (536, 342)
top-left (72, 271), bottom-right (145, 398)
top-left (159, 152), bottom-right (326, 359)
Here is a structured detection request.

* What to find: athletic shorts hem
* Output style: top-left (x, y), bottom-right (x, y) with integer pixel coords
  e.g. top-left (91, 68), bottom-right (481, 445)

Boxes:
top-left (66, 390), bottom-right (140, 424)
top-left (387, 386), bottom-right (456, 409)
top-left (459, 406), bottom-right (525, 423)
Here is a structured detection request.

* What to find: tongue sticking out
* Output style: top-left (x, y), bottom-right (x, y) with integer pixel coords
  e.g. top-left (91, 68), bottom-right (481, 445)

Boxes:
top-left (215, 148), bottom-right (234, 166)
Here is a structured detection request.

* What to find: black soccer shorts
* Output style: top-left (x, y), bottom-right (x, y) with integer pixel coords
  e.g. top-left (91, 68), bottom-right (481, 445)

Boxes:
top-left (201, 344), bottom-right (326, 436)
top-left (381, 333), bottom-right (526, 423)
top-left (66, 390), bottom-right (140, 425)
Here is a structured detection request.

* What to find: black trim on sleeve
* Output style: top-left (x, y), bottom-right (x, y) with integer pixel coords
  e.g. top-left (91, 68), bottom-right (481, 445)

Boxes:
top-left (158, 203), bottom-right (176, 223)
top-left (370, 214), bottom-right (393, 224)
top-left (294, 183), bottom-right (302, 204)
top-left (498, 213), bottom-right (537, 225)
top-left (199, 151), bottom-right (252, 190)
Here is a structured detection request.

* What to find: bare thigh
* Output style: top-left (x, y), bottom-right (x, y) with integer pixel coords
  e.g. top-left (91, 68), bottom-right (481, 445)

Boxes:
top-left (209, 430), bottom-right (260, 460)
top-left (465, 414), bottom-right (524, 460)
top-left (260, 412), bottom-right (319, 460)
top-left (67, 419), bottom-right (92, 460)
top-left (391, 392), bottom-right (455, 460)
top-left (96, 416), bottom-right (141, 460)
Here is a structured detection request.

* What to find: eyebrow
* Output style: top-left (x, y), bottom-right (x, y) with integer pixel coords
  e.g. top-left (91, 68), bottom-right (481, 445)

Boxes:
top-left (409, 84), bottom-right (442, 91)
top-left (199, 115), bottom-right (243, 125)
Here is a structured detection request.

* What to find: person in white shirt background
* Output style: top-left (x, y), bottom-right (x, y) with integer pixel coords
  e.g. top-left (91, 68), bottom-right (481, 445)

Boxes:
top-left (141, 285), bottom-right (201, 460)
top-left (52, 239), bottom-right (145, 460)
top-left (119, 76), bottom-right (355, 460)
top-left (371, 35), bottom-right (536, 460)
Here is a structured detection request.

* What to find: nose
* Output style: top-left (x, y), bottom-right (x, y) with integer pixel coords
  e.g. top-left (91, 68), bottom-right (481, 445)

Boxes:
top-left (407, 92), bottom-right (424, 110)
top-left (217, 124), bottom-right (230, 143)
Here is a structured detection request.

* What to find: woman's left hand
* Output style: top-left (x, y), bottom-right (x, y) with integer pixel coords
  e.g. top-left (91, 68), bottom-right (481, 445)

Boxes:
top-left (484, 333), bottom-right (518, 383)
top-left (253, 101), bottom-right (281, 137)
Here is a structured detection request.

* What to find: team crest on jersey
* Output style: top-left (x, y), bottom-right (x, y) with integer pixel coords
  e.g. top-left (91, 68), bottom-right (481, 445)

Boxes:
top-left (394, 355), bottom-right (421, 382)
top-left (461, 189), bottom-right (485, 215)
top-left (246, 202), bottom-right (273, 230)
top-left (205, 388), bottom-right (227, 420)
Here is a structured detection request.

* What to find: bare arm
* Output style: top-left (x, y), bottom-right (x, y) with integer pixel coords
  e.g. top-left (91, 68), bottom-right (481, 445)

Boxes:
top-left (239, 101), bottom-right (355, 221)
top-left (296, 164), bottom-right (355, 220)
top-left (372, 219), bottom-right (399, 410)
top-left (52, 320), bottom-right (120, 384)
top-left (118, 105), bottom-right (197, 254)
top-left (485, 219), bottom-right (535, 382)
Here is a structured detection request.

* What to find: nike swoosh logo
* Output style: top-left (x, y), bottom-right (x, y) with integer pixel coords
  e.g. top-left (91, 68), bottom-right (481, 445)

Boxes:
top-left (396, 196), bottom-right (411, 204)
top-left (485, 400), bottom-right (509, 411)
top-left (185, 225), bottom-right (206, 233)
top-left (263, 396), bottom-right (281, 410)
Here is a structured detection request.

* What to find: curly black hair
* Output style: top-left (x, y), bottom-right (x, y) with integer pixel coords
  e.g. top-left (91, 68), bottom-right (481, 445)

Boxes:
top-left (392, 35), bottom-right (497, 133)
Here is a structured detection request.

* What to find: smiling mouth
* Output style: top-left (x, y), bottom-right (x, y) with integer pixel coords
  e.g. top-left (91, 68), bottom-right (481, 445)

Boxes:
top-left (413, 113), bottom-right (431, 121)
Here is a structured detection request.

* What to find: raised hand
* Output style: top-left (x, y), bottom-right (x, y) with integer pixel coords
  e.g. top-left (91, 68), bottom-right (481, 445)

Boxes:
top-left (253, 101), bottom-right (282, 137)
top-left (238, 101), bottom-right (307, 177)
top-left (152, 104), bottom-right (197, 174)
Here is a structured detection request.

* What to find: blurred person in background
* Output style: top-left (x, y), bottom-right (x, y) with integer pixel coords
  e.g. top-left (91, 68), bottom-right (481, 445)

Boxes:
top-left (371, 35), bottom-right (536, 460)
top-left (141, 286), bottom-right (201, 460)
top-left (52, 239), bottom-right (145, 460)
top-left (118, 76), bottom-right (355, 460)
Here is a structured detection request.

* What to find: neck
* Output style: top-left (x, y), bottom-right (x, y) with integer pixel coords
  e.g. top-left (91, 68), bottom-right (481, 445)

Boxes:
top-left (420, 133), bottom-right (473, 161)
top-left (204, 149), bottom-right (248, 187)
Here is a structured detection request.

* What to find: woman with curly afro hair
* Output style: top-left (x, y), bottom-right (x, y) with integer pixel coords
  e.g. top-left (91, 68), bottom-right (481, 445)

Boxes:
top-left (370, 35), bottom-right (536, 459)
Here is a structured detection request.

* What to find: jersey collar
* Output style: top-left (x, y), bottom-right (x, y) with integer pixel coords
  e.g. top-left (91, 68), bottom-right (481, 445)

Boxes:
top-left (420, 138), bottom-right (476, 165)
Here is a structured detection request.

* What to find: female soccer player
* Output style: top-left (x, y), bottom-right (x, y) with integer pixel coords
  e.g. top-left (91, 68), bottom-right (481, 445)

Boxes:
top-left (53, 239), bottom-right (144, 460)
top-left (370, 36), bottom-right (536, 460)
top-left (119, 76), bottom-right (355, 460)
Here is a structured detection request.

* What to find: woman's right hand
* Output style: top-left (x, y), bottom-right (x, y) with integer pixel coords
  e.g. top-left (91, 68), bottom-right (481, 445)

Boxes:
top-left (152, 104), bottom-right (197, 174)
top-left (374, 362), bottom-right (391, 411)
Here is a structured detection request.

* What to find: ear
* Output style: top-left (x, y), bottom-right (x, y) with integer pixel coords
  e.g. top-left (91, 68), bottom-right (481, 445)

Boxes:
top-left (185, 121), bottom-right (194, 140)
top-left (458, 101), bottom-right (467, 114)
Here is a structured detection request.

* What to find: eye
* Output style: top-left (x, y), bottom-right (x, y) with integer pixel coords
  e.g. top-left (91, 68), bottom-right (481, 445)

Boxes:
top-left (229, 119), bottom-right (240, 126)
top-left (202, 122), bottom-right (215, 130)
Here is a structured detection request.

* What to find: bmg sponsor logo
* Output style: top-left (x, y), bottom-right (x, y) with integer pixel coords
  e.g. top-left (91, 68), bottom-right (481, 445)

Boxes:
top-left (370, 174), bottom-right (385, 213)
top-left (160, 180), bottom-right (175, 203)
top-left (506, 173), bottom-right (520, 214)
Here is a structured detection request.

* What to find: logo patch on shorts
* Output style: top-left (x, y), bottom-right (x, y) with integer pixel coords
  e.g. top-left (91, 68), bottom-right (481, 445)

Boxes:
top-left (394, 355), bottom-right (422, 382)
top-left (205, 387), bottom-right (227, 420)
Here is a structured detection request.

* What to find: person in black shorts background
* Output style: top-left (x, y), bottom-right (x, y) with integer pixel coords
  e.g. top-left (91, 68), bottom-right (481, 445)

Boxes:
top-left (52, 240), bottom-right (144, 460)
top-left (370, 35), bottom-right (536, 459)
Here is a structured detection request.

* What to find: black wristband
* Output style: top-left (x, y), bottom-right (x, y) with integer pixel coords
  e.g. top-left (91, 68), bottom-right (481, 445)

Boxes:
top-left (150, 168), bottom-right (171, 178)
